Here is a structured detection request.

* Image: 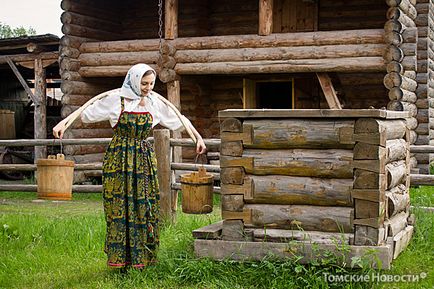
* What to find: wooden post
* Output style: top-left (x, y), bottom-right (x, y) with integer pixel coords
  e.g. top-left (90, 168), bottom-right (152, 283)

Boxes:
top-left (259, 0), bottom-right (273, 36)
top-left (34, 58), bottom-right (47, 161)
top-left (165, 0), bottom-right (178, 40)
top-left (154, 129), bottom-right (173, 221)
top-left (167, 80), bottom-right (182, 214)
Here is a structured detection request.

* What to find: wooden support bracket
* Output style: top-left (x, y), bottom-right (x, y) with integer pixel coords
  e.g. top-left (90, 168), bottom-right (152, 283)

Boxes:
top-left (316, 72), bottom-right (342, 109)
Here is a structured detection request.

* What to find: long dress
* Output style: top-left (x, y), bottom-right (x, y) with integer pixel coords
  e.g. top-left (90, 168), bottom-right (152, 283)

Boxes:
top-left (102, 97), bottom-right (159, 268)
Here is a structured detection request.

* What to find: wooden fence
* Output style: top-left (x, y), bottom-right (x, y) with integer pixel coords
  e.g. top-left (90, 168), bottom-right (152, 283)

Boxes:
top-left (0, 129), bottom-right (221, 220)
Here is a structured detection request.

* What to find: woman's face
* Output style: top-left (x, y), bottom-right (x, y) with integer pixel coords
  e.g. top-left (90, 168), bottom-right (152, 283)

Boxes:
top-left (140, 73), bottom-right (156, 96)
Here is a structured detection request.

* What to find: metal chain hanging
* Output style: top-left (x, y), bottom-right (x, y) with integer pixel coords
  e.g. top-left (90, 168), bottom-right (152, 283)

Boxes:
top-left (157, 0), bottom-right (164, 55)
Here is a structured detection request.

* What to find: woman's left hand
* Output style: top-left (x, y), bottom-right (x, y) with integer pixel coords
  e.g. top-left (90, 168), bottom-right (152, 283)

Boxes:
top-left (196, 138), bottom-right (207, 154)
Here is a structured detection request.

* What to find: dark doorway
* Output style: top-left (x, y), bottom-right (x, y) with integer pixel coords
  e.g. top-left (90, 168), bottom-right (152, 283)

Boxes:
top-left (256, 81), bottom-right (293, 109)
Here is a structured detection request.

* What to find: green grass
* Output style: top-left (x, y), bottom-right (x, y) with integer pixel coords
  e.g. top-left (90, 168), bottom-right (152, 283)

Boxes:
top-left (0, 190), bottom-right (433, 289)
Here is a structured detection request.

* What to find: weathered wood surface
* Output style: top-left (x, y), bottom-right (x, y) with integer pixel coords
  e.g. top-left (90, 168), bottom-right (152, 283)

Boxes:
top-left (386, 185), bottom-right (410, 217)
top-left (392, 225), bottom-right (413, 259)
top-left (194, 240), bottom-right (393, 269)
top-left (220, 175), bottom-right (352, 206)
top-left (192, 221), bottom-right (222, 240)
top-left (239, 119), bottom-right (355, 149)
top-left (253, 229), bottom-right (352, 244)
top-left (258, 0), bottom-right (273, 36)
top-left (220, 149), bottom-right (353, 178)
top-left (175, 57), bottom-right (386, 74)
top-left (244, 204), bottom-right (354, 233)
top-left (218, 109), bottom-right (410, 119)
top-left (385, 211), bottom-right (409, 237)
top-left (353, 170), bottom-right (386, 190)
top-left (386, 160), bottom-right (407, 189)
top-left (222, 220), bottom-right (245, 241)
top-left (353, 139), bottom-right (407, 162)
top-left (355, 225), bottom-right (386, 246)
top-left (355, 199), bottom-right (387, 220)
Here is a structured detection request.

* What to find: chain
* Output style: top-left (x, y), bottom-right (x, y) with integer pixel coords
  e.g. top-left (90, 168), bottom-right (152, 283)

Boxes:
top-left (158, 0), bottom-right (164, 55)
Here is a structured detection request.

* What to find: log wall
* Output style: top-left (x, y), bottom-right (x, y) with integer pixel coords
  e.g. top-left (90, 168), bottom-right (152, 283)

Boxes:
top-left (384, 0), bottom-right (420, 175)
top-left (428, 0), bottom-right (434, 172)
top-left (192, 109), bottom-right (413, 268)
top-left (412, 0), bottom-right (431, 173)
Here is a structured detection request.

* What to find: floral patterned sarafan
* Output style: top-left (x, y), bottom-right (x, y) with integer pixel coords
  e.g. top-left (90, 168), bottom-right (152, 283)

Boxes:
top-left (102, 97), bottom-right (159, 268)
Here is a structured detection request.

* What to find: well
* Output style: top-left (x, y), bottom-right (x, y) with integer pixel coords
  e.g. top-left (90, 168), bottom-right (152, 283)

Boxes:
top-left (193, 109), bottom-right (414, 269)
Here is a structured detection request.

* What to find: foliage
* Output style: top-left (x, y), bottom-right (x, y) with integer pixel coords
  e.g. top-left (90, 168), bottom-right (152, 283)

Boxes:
top-left (0, 22), bottom-right (36, 39)
top-left (0, 191), bottom-right (432, 288)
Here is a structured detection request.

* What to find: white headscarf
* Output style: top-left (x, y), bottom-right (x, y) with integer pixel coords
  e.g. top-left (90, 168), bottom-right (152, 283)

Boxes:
top-left (120, 63), bottom-right (156, 100)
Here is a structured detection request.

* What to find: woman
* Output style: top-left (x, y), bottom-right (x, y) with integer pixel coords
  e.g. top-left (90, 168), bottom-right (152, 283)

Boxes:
top-left (53, 64), bottom-right (206, 269)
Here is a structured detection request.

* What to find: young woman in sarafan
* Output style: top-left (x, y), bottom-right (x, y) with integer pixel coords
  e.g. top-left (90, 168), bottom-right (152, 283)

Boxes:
top-left (53, 63), bottom-right (206, 269)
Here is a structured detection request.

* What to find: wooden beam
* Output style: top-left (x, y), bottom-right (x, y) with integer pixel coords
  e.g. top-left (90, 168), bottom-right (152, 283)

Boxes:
top-left (5, 57), bottom-right (37, 104)
top-left (154, 129), bottom-right (173, 222)
top-left (165, 0), bottom-right (178, 39)
top-left (167, 80), bottom-right (181, 214)
top-left (259, 0), bottom-right (273, 36)
top-left (316, 73), bottom-right (342, 109)
top-left (34, 58), bottom-right (47, 161)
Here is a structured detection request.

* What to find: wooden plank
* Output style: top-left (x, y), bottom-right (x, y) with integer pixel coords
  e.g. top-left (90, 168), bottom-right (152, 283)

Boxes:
top-left (222, 220), bottom-right (246, 241)
top-left (165, 0), bottom-right (178, 39)
top-left (351, 189), bottom-right (386, 202)
top-left (253, 229), bottom-right (352, 244)
top-left (221, 195), bottom-right (244, 212)
top-left (316, 72), bottom-right (342, 109)
top-left (392, 225), bottom-right (414, 259)
top-left (259, 0), bottom-right (274, 36)
top-left (192, 221), bottom-right (223, 239)
top-left (194, 240), bottom-right (393, 269)
top-left (353, 159), bottom-right (387, 174)
top-left (218, 109), bottom-right (410, 119)
top-left (354, 225), bottom-right (386, 246)
top-left (220, 179), bottom-right (253, 200)
top-left (220, 124), bottom-right (253, 145)
top-left (222, 208), bottom-right (252, 224)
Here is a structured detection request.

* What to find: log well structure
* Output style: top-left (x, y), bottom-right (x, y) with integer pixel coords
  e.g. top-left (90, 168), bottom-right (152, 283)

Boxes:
top-left (58, 0), bottom-right (429, 265)
top-left (192, 109), bottom-right (413, 269)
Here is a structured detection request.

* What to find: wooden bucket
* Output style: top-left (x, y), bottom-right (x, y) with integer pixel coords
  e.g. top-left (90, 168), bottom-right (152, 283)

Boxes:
top-left (36, 154), bottom-right (74, 200)
top-left (180, 167), bottom-right (213, 214)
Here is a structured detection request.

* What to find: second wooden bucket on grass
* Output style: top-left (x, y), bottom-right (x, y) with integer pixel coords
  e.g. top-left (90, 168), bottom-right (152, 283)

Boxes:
top-left (180, 167), bottom-right (213, 214)
top-left (36, 154), bottom-right (74, 201)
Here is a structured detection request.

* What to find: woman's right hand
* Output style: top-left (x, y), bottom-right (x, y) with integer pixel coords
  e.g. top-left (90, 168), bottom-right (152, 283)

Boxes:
top-left (53, 121), bottom-right (67, 139)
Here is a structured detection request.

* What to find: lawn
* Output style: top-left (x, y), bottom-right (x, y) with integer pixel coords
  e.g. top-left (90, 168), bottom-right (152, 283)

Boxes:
top-left (0, 188), bottom-right (433, 289)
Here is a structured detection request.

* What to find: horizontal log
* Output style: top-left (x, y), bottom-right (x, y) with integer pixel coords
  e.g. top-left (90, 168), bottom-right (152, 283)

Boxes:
top-left (175, 44), bottom-right (386, 63)
top-left (173, 29), bottom-right (385, 50)
top-left (61, 11), bottom-right (120, 34)
top-left (245, 204), bottom-right (354, 233)
top-left (410, 173), bottom-right (434, 185)
top-left (253, 229), bottom-right (352, 244)
top-left (193, 239), bottom-right (393, 269)
top-left (0, 51), bottom-right (58, 65)
top-left (0, 163), bottom-right (103, 171)
top-left (220, 149), bottom-right (353, 178)
top-left (62, 23), bottom-right (121, 40)
top-left (0, 138), bottom-right (112, 146)
top-left (221, 175), bottom-right (353, 206)
top-left (79, 65), bottom-right (156, 77)
top-left (242, 119), bottom-right (354, 149)
top-left (383, 72), bottom-right (418, 91)
top-left (60, 35), bottom-right (95, 49)
top-left (175, 57), bottom-right (386, 74)
top-left (61, 81), bottom-right (114, 95)
top-left (354, 225), bottom-right (386, 246)
top-left (0, 184), bottom-right (102, 193)
top-left (79, 51), bottom-right (159, 66)
top-left (354, 119), bottom-right (407, 145)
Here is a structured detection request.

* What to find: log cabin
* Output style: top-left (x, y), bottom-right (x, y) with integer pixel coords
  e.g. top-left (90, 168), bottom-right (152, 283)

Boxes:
top-left (58, 0), bottom-right (428, 267)
top-left (59, 0), bottom-right (434, 174)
